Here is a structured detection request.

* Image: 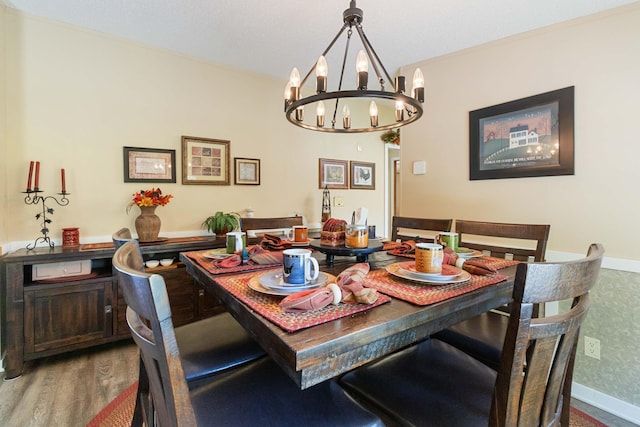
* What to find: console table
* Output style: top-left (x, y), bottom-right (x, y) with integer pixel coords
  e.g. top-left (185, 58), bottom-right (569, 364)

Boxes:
top-left (0, 236), bottom-right (225, 379)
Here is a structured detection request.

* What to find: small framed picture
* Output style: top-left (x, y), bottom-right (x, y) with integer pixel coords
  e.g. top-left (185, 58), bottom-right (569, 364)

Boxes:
top-left (123, 147), bottom-right (176, 183)
top-left (319, 158), bottom-right (348, 189)
top-left (234, 157), bottom-right (260, 185)
top-left (350, 161), bottom-right (376, 190)
top-left (181, 136), bottom-right (230, 185)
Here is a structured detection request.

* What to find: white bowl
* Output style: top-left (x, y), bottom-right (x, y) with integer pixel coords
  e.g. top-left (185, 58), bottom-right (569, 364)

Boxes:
top-left (145, 260), bottom-right (160, 268)
top-left (160, 258), bottom-right (174, 266)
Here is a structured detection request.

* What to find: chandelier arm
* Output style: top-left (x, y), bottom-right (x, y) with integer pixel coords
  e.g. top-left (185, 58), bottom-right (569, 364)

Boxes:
top-left (331, 28), bottom-right (353, 129)
top-left (300, 23), bottom-right (349, 88)
top-left (356, 26), bottom-right (395, 89)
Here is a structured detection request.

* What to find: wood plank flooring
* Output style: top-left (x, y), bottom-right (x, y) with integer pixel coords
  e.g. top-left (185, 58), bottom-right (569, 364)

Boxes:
top-left (0, 341), bottom-right (138, 427)
top-left (1, 340), bottom-right (636, 427)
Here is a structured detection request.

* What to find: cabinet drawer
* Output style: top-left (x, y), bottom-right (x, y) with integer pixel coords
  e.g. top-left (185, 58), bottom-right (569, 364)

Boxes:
top-left (32, 260), bottom-right (92, 280)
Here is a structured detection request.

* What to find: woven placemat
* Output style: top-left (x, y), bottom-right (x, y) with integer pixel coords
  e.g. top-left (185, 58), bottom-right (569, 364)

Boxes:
top-left (186, 251), bottom-right (280, 275)
top-left (364, 269), bottom-right (509, 306)
top-left (214, 270), bottom-right (392, 332)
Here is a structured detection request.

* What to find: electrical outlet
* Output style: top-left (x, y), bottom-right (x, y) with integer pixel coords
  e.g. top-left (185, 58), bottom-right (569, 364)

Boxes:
top-left (584, 336), bottom-right (601, 360)
top-left (334, 196), bottom-right (344, 207)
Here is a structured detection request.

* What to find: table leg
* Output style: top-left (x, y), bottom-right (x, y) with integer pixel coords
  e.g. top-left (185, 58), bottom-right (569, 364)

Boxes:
top-left (326, 254), bottom-right (335, 265)
top-left (356, 254), bottom-right (368, 263)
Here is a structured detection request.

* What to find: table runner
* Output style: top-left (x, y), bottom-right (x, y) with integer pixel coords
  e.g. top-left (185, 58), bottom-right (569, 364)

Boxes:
top-left (214, 269), bottom-right (392, 332)
top-left (81, 236), bottom-right (216, 251)
top-left (185, 251), bottom-right (280, 275)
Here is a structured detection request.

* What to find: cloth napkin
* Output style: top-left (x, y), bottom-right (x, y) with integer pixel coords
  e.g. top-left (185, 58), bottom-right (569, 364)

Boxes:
top-left (383, 240), bottom-right (416, 254)
top-left (213, 246), bottom-right (283, 268)
top-left (279, 263), bottom-right (379, 313)
top-left (260, 234), bottom-right (292, 251)
top-left (443, 248), bottom-right (497, 276)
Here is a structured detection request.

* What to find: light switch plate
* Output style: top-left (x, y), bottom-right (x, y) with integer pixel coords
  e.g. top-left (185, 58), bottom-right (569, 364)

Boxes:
top-left (413, 161), bottom-right (426, 175)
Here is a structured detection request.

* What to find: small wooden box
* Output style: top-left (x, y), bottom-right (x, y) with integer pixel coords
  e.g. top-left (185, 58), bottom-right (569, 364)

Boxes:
top-left (320, 231), bottom-right (345, 247)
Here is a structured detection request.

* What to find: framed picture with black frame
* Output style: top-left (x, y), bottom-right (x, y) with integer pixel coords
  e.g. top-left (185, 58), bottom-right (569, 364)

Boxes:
top-left (123, 147), bottom-right (176, 183)
top-left (469, 86), bottom-right (574, 180)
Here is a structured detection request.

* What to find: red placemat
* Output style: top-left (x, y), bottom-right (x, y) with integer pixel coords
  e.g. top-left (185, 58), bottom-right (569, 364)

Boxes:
top-left (185, 251), bottom-right (280, 275)
top-left (388, 252), bottom-right (519, 270)
top-left (364, 269), bottom-right (509, 306)
top-left (214, 269), bottom-right (392, 332)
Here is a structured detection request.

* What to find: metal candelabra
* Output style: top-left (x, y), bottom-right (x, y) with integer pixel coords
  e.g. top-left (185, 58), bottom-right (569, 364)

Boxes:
top-left (23, 189), bottom-right (70, 250)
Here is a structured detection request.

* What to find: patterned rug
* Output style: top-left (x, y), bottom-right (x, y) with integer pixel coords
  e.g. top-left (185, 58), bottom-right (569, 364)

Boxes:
top-left (86, 381), bottom-right (608, 426)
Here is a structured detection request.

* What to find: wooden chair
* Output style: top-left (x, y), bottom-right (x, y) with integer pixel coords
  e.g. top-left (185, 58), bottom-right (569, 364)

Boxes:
top-left (340, 243), bottom-right (604, 426)
top-left (434, 220), bottom-right (551, 368)
top-left (390, 216), bottom-right (453, 242)
top-left (240, 216), bottom-right (303, 235)
top-left (113, 241), bottom-right (266, 426)
top-left (115, 241), bottom-right (384, 427)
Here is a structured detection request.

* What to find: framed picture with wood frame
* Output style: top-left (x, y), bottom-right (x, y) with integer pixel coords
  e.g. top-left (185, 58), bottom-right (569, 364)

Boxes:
top-left (319, 158), bottom-right (348, 189)
top-left (350, 161), bottom-right (375, 190)
top-left (469, 86), bottom-right (575, 180)
top-left (123, 147), bottom-right (176, 183)
top-left (181, 136), bottom-right (230, 185)
top-left (234, 157), bottom-right (260, 185)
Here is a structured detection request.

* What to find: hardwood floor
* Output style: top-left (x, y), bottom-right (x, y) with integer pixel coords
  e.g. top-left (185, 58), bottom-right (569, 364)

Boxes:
top-left (1, 340), bottom-right (636, 427)
top-left (0, 340), bottom-right (139, 427)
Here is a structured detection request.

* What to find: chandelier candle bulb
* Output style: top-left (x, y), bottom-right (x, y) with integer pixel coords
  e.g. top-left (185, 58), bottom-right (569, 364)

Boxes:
top-left (343, 105), bottom-right (351, 129)
top-left (283, 82), bottom-right (292, 111)
top-left (356, 50), bottom-right (368, 90)
top-left (289, 67), bottom-right (301, 101)
top-left (395, 101), bottom-right (404, 122)
top-left (394, 76), bottom-right (405, 93)
top-left (27, 161), bottom-right (34, 191)
top-left (413, 68), bottom-right (425, 103)
top-left (317, 101), bottom-right (325, 127)
top-left (369, 101), bottom-right (378, 127)
top-left (295, 106), bottom-right (304, 122)
top-left (316, 55), bottom-right (328, 93)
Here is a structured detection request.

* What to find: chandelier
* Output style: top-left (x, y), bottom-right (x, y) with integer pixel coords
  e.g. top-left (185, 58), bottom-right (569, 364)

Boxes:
top-left (284, 0), bottom-right (424, 133)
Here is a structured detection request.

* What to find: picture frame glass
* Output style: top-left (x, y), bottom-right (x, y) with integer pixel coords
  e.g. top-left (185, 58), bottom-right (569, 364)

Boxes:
top-left (123, 147), bottom-right (176, 183)
top-left (319, 158), bottom-right (348, 189)
top-left (234, 158), bottom-right (260, 185)
top-left (182, 136), bottom-right (230, 185)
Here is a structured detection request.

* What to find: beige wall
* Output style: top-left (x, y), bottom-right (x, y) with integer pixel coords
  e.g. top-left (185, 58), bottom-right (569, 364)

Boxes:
top-left (1, 5), bottom-right (8, 251)
top-left (3, 10), bottom-right (387, 248)
top-left (399, 2), bottom-right (640, 416)
top-left (401, 4), bottom-right (640, 260)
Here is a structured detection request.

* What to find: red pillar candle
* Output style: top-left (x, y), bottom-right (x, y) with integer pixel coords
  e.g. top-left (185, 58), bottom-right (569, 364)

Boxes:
top-left (27, 161), bottom-right (34, 191)
top-left (61, 168), bottom-right (66, 193)
top-left (34, 161), bottom-right (40, 190)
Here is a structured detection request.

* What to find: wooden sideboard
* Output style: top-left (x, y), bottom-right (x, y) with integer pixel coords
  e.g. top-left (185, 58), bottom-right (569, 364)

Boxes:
top-left (0, 236), bottom-right (226, 379)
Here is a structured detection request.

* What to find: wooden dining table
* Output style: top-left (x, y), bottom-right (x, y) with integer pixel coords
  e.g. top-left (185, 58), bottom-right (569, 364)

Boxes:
top-left (181, 249), bottom-right (516, 390)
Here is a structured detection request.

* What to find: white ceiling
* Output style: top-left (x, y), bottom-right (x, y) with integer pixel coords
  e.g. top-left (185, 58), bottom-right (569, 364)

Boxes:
top-left (3, 0), bottom-right (636, 81)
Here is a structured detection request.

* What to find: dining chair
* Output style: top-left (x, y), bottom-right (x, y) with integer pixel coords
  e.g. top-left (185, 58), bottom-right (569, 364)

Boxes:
top-left (340, 243), bottom-right (604, 426)
top-left (113, 241), bottom-right (266, 426)
top-left (112, 227), bottom-right (136, 250)
top-left (240, 216), bottom-right (303, 235)
top-left (115, 241), bottom-right (384, 427)
top-left (390, 216), bottom-right (453, 242)
top-left (434, 220), bottom-right (551, 369)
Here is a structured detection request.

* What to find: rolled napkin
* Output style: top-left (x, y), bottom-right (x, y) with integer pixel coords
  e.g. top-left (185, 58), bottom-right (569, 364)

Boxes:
top-left (214, 255), bottom-right (241, 268)
top-left (279, 263), bottom-right (378, 312)
top-left (249, 245), bottom-right (283, 265)
top-left (383, 240), bottom-right (416, 254)
top-left (443, 248), bottom-right (497, 276)
top-left (260, 234), bottom-right (292, 251)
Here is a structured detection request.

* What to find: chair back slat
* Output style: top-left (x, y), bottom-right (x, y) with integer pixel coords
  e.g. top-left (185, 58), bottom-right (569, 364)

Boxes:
top-left (455, 220), bottom-right (550, 262)
top-left (240, 216), bottom-right (303, 234)
top-left (114, 241), bottom-right (196, 426)
top-left (390, 216), bottom-right (452, 242)
top-left (492, 243), bottom-right (604, 426)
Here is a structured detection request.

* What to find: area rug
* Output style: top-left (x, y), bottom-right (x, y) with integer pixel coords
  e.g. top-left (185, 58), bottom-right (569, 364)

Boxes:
top-left (86, 380), bottom-right (609, 427)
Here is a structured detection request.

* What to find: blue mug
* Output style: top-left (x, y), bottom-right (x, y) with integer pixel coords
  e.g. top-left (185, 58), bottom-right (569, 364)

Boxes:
top-left (282, 249), bottom-right (319, 285)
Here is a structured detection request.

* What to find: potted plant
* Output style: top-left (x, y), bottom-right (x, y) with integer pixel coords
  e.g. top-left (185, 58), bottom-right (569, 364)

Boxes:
top-left (202, 211), bottom-right (240, 236)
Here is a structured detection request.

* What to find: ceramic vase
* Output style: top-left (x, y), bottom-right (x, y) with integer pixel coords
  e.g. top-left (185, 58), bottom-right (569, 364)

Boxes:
top-left (135, 206), bottom-right (161, 242)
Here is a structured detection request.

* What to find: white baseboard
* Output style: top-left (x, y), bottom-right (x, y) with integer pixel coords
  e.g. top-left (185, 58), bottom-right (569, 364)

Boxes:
top-left (572, 382), bottom-right (640, 425)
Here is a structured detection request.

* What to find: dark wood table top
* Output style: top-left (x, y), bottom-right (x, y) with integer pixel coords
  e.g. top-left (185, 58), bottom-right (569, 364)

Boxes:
top-left (181, 250), bottom-right (516, 389)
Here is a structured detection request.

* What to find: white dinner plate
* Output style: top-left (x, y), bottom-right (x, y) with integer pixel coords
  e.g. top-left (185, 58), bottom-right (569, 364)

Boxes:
top-left (259, 270), bottom-right (329, 291)
top-left (455, 248), bottom-right (484, 259)
top-left (249, 271), bottom-right (336, 297)
top-left (396, 261), bottom-right (463, 280)
top-left (386, 262), bottom-right (471, 285)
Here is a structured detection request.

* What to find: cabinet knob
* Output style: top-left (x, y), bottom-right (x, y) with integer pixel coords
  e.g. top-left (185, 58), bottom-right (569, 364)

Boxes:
top-left (198, 289), bottom-right (205, 297)
top-left (105, 305), bottom-right (112, 314)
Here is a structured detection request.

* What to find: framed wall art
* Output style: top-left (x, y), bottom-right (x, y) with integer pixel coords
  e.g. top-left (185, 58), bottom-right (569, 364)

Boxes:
top-left (319, 158), bottom-right (348, 189)
top-left (123, 147), bottom-right (176, 183)
top-left (181, 136), bottom-right (230, 185)
top-left (350, 161), bottom-right (376, 190)
top-left (469, 86), bottom-right (574, 180)
top-left (234, 157), bottom-right (260, 185)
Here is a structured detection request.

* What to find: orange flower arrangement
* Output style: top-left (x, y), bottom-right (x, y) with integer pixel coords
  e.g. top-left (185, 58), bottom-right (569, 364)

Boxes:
top-left (127, 188), bottom-right (173, 212)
